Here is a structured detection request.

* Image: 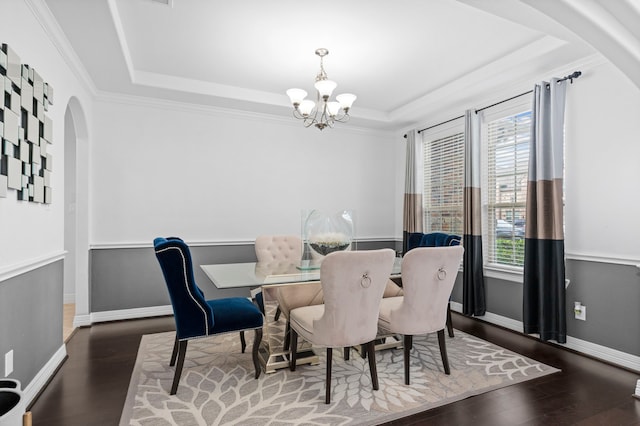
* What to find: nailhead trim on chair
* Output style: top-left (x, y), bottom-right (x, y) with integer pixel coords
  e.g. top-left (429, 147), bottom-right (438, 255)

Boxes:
top-left (155, 246), bottom-right (210, 335)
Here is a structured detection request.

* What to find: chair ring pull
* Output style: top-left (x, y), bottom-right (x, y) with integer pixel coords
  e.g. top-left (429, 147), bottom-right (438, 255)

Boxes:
top-left (437, 268), bottom-right (447, 281)
top-left (361, 273), bottom-right (372, 288)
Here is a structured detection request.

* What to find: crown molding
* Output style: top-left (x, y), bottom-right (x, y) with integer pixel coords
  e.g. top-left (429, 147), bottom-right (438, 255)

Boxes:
top-left (401, 52), bottom-right (607, 136)
top-left (94, 90), bottom-right (395, 136)
top-left (24, 0), bottom-right (98, 96)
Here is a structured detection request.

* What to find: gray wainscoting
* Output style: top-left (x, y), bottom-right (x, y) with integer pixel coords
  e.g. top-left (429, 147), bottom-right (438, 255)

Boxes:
top-left (565, 259), bottom-right (640, 356)
top-left (89, 240), bottom-right (400, 313)
top-left (451, 258), bottom-right (640, 359)
top-left (0, 261), bottom-right (63, 386)
top-left (90, 242), bottom-right (639, 364)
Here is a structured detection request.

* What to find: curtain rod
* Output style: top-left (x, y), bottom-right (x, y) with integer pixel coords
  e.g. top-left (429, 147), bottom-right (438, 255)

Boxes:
top-left (403, 70), bottom-right (582, 138)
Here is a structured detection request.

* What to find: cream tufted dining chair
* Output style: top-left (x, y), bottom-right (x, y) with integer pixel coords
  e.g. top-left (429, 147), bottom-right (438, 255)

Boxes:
top-left (254, 235), bottom-right (303, 321)
top-left (289, 249), bottom-right (395, 404)
top-left (378, 245), bottom-right (464, 385)
top-left (255, 235), bottom-right (302, 264)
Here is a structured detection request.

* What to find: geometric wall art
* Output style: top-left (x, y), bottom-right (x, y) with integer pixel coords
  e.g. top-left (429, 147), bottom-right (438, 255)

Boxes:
top-left (0, 43), bottom-right (54, 203)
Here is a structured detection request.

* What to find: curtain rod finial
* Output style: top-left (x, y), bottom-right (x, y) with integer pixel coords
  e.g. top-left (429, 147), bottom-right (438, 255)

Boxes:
top-left (566, 71), bottom-right (582, 83)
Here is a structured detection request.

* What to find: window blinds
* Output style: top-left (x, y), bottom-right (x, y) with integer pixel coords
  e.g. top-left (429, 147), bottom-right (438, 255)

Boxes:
top-left (423, 131), bottom-right (465, 236)
top-left (485, 110), bottom-right (531, 266)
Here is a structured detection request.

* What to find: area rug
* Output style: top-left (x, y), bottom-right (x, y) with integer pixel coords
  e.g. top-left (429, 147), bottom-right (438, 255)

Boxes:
top-left (120, 330), bottom-right (559, 425)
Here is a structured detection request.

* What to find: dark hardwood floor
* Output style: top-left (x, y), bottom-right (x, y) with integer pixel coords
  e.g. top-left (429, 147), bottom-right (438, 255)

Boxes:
top-left (28, 313), bottom-right (640, 425)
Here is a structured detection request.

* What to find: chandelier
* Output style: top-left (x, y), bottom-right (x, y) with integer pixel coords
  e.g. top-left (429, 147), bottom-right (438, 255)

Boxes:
top-left (286, 48), bottom-right (356, 130)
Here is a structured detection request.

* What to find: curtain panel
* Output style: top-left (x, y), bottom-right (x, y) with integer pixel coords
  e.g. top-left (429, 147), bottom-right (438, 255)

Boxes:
top-left (402, 129), bottom-right (424, 254)
top-left (462, 110), bottom-right (486, 316)
top-left (523, 79), bottom-right (567, 343)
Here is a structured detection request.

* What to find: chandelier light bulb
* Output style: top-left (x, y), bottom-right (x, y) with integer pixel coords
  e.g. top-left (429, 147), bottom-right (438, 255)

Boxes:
top-left (326, 101), bottom-right (341, 117)
top-left (286, 88), bottom-right (307, 106)
top-left (336, 93), bottom-right (356, 111)
top-left (314, 79), bottom-right (337, 100)
top-left (298, 99), bottom-right (316, 116)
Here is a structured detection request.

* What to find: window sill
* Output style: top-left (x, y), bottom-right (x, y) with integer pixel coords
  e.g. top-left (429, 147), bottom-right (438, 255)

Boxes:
top-left (483, 265), bottom-right (523, 283)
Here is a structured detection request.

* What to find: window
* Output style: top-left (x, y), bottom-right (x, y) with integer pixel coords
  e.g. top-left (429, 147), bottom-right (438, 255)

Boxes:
top-left (419, 95), bottom-right (533, 275)
top-left (484, 110), bottom-right (531, 267)
top-left (422, 123), bottom-right (464, 236)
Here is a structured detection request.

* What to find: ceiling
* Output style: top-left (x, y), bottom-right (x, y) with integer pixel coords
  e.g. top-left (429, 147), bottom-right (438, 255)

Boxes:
top-left (41, 0), bottom-right (640, 131)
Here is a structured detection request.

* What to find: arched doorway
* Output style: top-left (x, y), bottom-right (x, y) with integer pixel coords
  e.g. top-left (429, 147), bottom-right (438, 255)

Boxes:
top-left (64, 97), bottom-right (90, 329)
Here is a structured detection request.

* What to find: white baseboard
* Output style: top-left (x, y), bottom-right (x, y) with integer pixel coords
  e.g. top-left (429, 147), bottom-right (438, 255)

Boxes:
top-left (449, 302), bottom-right (640, 372)
top-left (79, 302), bottom-right (640, 372)
top-left (89, 305), bottom-right (173, 323)
top-left (73, 314), bottom-right (92, 327)
top-left (23, 344), bottom-right (67, 408)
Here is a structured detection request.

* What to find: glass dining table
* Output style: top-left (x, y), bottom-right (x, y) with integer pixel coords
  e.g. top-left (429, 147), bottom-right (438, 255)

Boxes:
top-left (201, 258), bottom-right (402, 373)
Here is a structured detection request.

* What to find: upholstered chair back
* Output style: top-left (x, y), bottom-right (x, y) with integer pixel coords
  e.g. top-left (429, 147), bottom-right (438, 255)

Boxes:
top-left (154, 237), bottom-right (214, 340)
top-left (407, 232), bottom-right (461, 252)
top-left (255, 235), bottom-right (302, 264)
top-left (313, 249), bottom-right (395, 347)
top-left (390, 246), bottom-right (464, 335)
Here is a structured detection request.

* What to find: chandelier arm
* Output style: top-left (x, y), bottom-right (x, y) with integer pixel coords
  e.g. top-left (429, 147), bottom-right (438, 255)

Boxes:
top-left (319, 103), bottom-right (333, 128)
top-left (333, 111), bottom-right (350, 123)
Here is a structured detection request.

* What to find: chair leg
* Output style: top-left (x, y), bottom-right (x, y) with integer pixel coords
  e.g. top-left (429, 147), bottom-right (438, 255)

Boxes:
top-left (403, 335), bottom-right (413, 385)
top-left (344, 347), bottom-right (350, 361)
top-left (437, 329), bottom-right (450, 375)
top-left (325, 348), bottom-right (333, 404)
top-left (360, 344), bottom-right (367, 359)
top-left (289, 329), bottom-right (298, 371)
top-left (252, 328), bottom-right (263, 379)
top-left (365, 341), bottom-right (379, 391)
top-left (170, 335), bottom-right (179, 366)
top-left (274, 306), bottom-right (281, 321)
top-left (283, 321), bottom-right (291, 351)
top-left (240, 331), bottom-right (247, 353)
top-left (170, 340), bottom-right (188, 395)
top-left (446, 303), bottom-right (454, 338)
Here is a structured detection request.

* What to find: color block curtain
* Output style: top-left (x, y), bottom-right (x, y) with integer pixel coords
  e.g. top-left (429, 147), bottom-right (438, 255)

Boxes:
top-left (462, 110), bottom-right (486, 316)
top-left (402, 129), bottom-right (424, 254)
top-left (523, 79), bottom-right (567, 343)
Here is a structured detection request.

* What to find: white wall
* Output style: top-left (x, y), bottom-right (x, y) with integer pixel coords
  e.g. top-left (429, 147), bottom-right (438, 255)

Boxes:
top-left (0, 0), bottom-right (93, 271)
top-left (564, 60), bottom-right (640, 263)
top-left (85, 55), bottom-right (640, 260)
top-left (90, 97), bottom-right (399, 245)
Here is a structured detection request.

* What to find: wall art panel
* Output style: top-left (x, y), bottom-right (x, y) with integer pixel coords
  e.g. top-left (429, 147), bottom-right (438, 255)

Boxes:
top-left (0, 43), bottom-right (53, 202)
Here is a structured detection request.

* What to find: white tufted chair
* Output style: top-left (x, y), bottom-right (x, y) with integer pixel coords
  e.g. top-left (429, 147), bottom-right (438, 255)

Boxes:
top-left (254, 235), bottom-right (302, 322)
top-left (289, 249), bottom-right (395, 404)
top-left (255, 235), bottom-right (302, 264)
top-left (378, 245), bottom-right (464, 385)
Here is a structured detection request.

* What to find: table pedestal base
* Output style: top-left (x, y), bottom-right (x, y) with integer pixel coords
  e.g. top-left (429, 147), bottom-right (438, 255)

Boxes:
top-left (259, 346), bottom-right (319, 374)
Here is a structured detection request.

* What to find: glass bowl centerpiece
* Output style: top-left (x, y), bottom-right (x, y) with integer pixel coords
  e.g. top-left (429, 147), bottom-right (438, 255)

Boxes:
top-left (301, 210), bottom-right (354, 269)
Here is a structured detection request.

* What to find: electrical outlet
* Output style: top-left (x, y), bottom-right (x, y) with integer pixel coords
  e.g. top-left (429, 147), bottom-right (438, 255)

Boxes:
top-left (5, 350), bottom-right (14, 376)
top-left (574, 304), bottom-right (586, 321)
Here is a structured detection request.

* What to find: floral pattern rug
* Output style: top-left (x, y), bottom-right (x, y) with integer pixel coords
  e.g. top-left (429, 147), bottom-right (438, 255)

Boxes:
top-left (120, 329), bottom-right (558, 425)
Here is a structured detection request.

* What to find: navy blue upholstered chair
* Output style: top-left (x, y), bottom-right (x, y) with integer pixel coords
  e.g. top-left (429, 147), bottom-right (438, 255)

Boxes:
top-left (153, 237), bottom-right (264, 395)
top-left (406, 232), bottom-right (461, 337)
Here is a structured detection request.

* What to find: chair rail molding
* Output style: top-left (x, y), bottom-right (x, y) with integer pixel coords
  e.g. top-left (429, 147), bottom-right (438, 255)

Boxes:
top-left (90, 236), bottom-right (400, 250)
top-left (0, 251), bottom-right (66, 282)
top-left (565, 252), bottom-right (640, 267)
